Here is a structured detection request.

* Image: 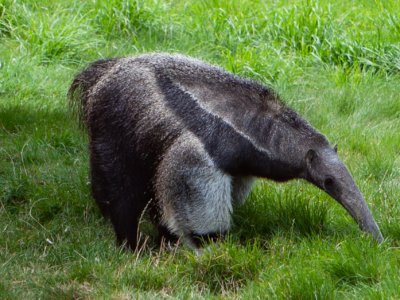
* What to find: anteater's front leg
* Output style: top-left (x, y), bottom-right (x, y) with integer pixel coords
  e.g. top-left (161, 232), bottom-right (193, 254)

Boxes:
top-left (155, 134), bottom-right (233, 249)
top-left (232, 176), bottom-right (255, 206)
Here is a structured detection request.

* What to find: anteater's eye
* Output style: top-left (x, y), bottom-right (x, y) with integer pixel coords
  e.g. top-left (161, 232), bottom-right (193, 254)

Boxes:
top-left (324, 177), bottom-right (334, 189)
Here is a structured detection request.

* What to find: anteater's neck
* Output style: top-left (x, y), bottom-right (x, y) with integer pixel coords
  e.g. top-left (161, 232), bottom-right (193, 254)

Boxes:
top-left (242, 108), bottom-right (329, 181)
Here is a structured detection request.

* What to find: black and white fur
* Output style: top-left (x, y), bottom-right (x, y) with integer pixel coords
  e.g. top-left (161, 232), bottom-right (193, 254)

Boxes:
top-left (69, 53), bottom-right (383, 250)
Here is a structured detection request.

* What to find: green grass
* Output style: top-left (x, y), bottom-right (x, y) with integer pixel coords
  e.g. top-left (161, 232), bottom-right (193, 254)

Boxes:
top-left (1, 0), bottom-right (399, 298)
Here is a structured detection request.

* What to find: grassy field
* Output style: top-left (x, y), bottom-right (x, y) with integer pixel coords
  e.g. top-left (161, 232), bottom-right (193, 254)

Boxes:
top-left (1, 0), bottom-right (400, 298)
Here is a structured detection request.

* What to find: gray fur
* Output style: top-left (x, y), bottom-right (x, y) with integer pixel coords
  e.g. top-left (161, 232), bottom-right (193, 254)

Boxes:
top-left (69, 53), bottom-right (383, 249)
top-left (232, 177), bottom-right (255, 206)
top-left (155, 132), bottom-right (233, 246)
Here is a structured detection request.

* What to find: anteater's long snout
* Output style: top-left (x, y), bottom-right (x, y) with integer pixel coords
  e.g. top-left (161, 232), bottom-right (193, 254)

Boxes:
top-left (316, 151), bottom-right (384, 243)
top-left (338, 190), bottom-right (383, 243)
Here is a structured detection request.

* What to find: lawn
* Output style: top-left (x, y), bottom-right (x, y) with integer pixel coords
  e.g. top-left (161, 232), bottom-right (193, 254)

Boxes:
top-left (1, 0), bottom-right (399, 298)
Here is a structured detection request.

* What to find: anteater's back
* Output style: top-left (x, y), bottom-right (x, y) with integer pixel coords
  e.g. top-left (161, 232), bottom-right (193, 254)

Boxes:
top-left (69, 53), bottom-right (283, 166)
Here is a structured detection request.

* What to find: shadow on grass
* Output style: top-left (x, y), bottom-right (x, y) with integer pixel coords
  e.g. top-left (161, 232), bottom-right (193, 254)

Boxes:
top-left (0, 105), bottom-right (85, 158)
top-left (0, 105), bottom-right (78, 134)
top-left (0, 105), bottom-right (88, 216)
top-left (231, 182), bottom-right (330, 244)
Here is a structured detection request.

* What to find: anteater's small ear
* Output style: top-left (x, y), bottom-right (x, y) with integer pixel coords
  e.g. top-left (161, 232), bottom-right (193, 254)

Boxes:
top-left (334, 144), bottom-right (338, 153)
top-left (306, 149), bottom-right (318, 168)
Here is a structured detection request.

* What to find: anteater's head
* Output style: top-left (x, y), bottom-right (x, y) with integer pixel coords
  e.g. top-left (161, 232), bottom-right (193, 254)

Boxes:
top-left (303, 146), bottom-right (383, 242)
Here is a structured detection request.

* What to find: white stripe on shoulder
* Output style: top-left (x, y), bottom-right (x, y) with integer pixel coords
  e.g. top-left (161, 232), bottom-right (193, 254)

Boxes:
top-left (174, 82), bottom-right (272, 157)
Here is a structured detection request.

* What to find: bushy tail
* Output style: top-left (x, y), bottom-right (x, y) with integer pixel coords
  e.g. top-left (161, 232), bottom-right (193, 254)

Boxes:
top-left (68, 58), bottom-right (119, 126)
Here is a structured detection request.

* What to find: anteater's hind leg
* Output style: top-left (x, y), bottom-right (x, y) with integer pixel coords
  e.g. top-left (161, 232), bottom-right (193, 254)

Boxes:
top-left (89, 137), bottom-right (150, 250)
top-left (155, 134), bottom-right (233, 249)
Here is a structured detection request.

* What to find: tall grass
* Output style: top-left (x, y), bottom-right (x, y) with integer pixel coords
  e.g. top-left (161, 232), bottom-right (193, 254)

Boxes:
top-left (1, 0), bottom-right (399, 298)
top-left (1, 0), bottom-right (399, 71)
